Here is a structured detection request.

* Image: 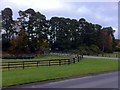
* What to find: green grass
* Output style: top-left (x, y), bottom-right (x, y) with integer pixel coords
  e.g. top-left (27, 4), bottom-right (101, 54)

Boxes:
top-left (2, 54), bottom-right (71, 63)
top-left (2, 58), bottom-right (118, 87)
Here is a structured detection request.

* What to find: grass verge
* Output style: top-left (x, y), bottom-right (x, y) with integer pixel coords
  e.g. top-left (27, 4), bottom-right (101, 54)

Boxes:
top-left (2, 58), bottom-right (118, 87)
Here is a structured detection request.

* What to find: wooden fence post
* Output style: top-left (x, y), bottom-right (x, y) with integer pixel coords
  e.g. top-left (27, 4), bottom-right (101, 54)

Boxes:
top-left (79, 55), bottom-right (81, 61)
top-left (37, 61), bottom-right (39, 67)
top-left (81, 53), bottom-right (83, 58)
top-left (78, 55), bottom-right (79, 62)
top-left (8, 62), bottom-right (10, 70)
top-left (68, 59), bottom-right (70, 65)
top-left (73, 58), bottom-right (75, 63)
top-left (59, 60), bottom-right (61, 66)
top-left (23, 61), bottom-right (24, 69)
top-left (49, 60), bottom-right (51, 66)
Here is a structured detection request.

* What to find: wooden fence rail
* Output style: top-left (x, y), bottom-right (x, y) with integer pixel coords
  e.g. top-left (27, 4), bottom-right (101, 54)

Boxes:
top-left (2, 55), bottom-right (83, 70)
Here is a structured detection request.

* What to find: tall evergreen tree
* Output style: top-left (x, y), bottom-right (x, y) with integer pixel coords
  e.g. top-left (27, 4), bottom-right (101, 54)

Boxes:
top-left (17, 8), bottom-right (49, 53)
top-left (2, 8), bottom-right (14, 51)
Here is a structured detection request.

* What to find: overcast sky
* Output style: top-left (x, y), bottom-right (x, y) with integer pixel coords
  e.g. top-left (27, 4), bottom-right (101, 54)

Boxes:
top-left (0, 0), bottom-right (119, 38)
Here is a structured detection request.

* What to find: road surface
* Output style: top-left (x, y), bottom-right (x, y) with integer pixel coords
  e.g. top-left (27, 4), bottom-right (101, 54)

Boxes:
top-left (5, 71), bottom-right (118, 89)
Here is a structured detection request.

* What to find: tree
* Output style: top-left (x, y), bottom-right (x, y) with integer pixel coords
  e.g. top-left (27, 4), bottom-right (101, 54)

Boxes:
top-left (2, 8), bottom-right (14, 39)
top-left (115, 40), bottom-right (120, 51)
top-left (2, 8), bottom-right (14, 52)
top-left (1, 7), bottom-right (116, 54)
top-left (49, 17), bottom-right (76, 51)
top-left (98, 27), bottom-right (115, 53)
top-left (18, 8), bottom-right (49, 53)
top-left (49, 17), bottom-right (61, 51)
top-left (8, 29), bottom-right (29, 55)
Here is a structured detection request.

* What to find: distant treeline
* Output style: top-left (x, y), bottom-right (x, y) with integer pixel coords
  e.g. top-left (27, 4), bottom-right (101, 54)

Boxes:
top-left (1, 8), bottom-right (119, 55)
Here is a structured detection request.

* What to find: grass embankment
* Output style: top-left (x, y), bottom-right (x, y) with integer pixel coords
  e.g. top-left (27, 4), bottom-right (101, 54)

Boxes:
top-left (2, 58), bottom-right (118, 87)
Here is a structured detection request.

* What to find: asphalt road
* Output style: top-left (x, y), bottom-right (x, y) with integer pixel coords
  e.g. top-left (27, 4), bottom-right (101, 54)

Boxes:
top-left (6, 71), bottom-right (118, 89)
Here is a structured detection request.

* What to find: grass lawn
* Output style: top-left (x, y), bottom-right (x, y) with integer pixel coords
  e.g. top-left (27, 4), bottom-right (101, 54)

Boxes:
top-left (2, 58), bottom-right (118, 87)
top-left (2, 54), bottom-right (72, 63)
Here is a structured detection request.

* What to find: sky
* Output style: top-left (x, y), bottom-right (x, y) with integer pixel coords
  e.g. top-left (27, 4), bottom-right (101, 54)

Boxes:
top-left (0, 0), bottom-right (119, 39)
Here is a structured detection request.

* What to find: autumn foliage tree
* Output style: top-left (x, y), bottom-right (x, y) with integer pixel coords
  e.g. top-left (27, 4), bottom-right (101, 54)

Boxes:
top-left (115, 39), bottom-right (120, 51)
top-left (97, 27), bottom-right (115, 53)
top-left (8, 29), bottom-right (29, 55)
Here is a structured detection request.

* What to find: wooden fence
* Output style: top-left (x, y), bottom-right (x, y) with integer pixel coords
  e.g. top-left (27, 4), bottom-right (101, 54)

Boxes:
top-left (2, 55), bottom-right (83, 70)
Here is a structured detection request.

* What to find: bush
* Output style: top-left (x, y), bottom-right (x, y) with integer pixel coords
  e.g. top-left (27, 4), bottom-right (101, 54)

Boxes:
top-left (2, 55), bottom-right (34, 59)
top-left (89, 45), bottom-right (101, 53)
top-left (78, 45), bottom-right (100, 55)
top-left (67, 49), bottom-right (79, 54)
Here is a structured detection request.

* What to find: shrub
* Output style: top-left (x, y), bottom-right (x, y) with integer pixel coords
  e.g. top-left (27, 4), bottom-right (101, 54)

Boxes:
top-left (89, 45), bottom-right (100, 54)
top-left (78, 45), bottom-right (100, 55)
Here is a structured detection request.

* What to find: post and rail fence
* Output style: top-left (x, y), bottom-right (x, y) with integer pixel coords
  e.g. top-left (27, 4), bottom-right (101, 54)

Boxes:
top-left (2, 54), bottom-right (83, 70)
